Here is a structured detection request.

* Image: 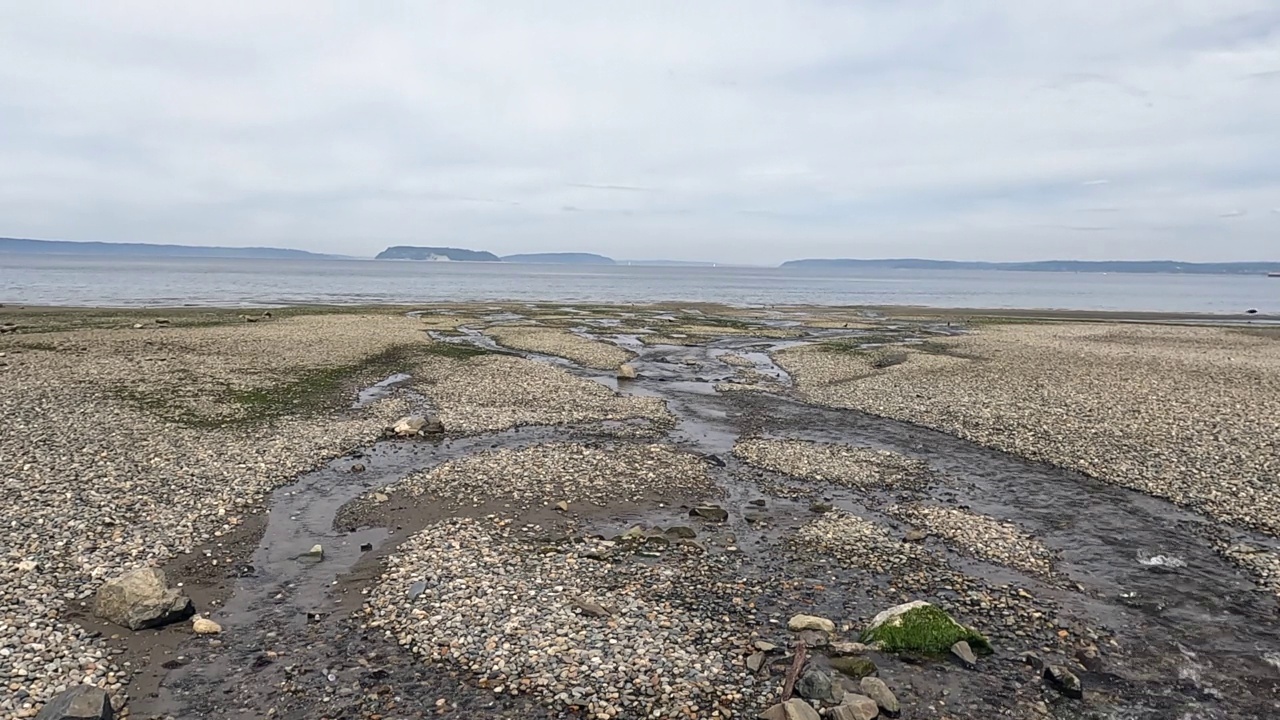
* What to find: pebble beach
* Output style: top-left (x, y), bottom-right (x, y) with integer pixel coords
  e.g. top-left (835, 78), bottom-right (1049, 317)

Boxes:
top-left (1, 304), bottom-right (1278, 720)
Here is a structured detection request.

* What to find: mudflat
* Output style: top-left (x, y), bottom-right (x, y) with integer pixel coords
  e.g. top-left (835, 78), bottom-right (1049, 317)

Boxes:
top-left (2, 303), bottom-right (1278, 720)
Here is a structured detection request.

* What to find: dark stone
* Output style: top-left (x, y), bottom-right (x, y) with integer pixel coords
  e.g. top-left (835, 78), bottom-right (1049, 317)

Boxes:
top-left (689, 505), bottom-right (729, 522)
top-left (706, 454), bottom-right (727, 467)
top-left (360, 542), bottom-right (374, 552)
top-left (664, 526), bottom-right (698, 539)
top-left (1075, 646), bottom-right (1103, 672)
top-left (829, 655), bottom-right (878, 679)
top-left (795, 668), bottom-right (838, 702)
top-left (750, 498), bottom-right (767, 507)
top-left (809, 502), bottom-right (833, 514)
top-left (1044, 664), bottom-right (1084, 699)
top-left (350, 463), bottom-right (366, 473)
top-left (35, 685), bottom-right (112, 720)
top-left (1020, 651), bottom-right (1045, 671)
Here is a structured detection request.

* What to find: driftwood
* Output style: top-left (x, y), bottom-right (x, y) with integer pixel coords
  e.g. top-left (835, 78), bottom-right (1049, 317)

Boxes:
top-left (780, 639), bottom-right (808, 701)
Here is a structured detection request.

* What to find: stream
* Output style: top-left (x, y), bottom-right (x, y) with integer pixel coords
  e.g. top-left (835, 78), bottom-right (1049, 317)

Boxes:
top-left (130, 319), bottom-right (1280, 719)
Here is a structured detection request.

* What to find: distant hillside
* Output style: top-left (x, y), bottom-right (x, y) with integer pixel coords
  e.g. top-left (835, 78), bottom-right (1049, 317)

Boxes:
top-left (0, 236), bottom-right (329, 259)
top-left (375, 246), bottom-right (500, 262)
top-left (781, 258), bottom-right (1280, 275)
top-left (501, 252), bottom-right (615, 265)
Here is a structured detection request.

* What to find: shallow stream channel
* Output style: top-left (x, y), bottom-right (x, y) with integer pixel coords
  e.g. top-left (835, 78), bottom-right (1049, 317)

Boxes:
top-left (126, 318), bottom-right (1280, 720)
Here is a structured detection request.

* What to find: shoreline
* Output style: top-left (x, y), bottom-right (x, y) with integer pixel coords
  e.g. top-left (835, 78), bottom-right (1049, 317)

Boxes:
top-left (3, 301), bottom-right (1276, 324)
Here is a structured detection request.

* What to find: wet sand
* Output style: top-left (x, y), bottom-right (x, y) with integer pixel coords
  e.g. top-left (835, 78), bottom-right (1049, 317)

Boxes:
top-left (2, 304), bottom-right (1279, 719)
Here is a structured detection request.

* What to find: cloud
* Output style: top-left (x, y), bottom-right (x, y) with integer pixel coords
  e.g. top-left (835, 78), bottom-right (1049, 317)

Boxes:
top-left (0, 1), bottom-right (1278, 263)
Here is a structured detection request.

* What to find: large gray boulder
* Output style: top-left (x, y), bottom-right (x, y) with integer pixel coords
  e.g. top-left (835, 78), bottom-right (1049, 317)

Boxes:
top-left (35, 685), bottom-right (112, 720)
top-left (94, 568), bottom-right (193, 630)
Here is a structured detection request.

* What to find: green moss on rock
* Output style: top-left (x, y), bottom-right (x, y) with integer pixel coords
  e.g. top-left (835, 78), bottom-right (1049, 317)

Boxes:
top-left (860, 601), bottom-right (990, 655)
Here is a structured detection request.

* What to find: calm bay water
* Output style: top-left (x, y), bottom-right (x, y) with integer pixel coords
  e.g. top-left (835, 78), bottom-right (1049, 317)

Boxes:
top-left (1, 254), bottom-right (1277, 314)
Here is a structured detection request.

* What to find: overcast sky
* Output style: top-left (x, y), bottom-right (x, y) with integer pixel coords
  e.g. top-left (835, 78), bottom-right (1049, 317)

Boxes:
top-left (1, 2), bottom-right (1278, 263)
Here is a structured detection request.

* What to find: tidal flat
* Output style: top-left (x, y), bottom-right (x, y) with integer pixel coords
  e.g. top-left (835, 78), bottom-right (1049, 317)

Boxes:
top-left (2, 303), bottom-right (1278, 720)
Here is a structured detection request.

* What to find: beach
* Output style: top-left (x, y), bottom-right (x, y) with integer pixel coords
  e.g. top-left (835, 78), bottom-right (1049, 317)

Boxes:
top-left (2, 303), bottom-right (1278, 719)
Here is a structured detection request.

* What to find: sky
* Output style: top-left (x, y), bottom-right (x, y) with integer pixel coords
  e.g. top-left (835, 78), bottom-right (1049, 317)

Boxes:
top-left (1, 1), bottom-right (1278, 264)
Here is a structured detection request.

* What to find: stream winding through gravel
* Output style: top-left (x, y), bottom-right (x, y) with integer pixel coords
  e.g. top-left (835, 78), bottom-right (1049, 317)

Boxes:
top-left (133, 320), bottom-right (1280, 719)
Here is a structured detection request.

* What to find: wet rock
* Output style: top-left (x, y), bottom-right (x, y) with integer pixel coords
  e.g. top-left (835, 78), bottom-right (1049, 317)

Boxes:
top-left (665, 525), bottom-right (698, 539)
top-left (746, 651), bottom-right (767, 672)
top-left (828, 641), bottom-right (871, 656)
top-left (788, 614), bottom-right (836, 633)
top-left (861, 600), bottom-right (989, 655)
top-left (555, 500), bottom-right (570, 512)
top-left (1020, 652), bottom-right (1045, 671)
top-left (689, 505), bottom-right (729, 522)
top-left (155, 318), bottom-right (170, 325)
top-left (950, 640), bottom-right (977, 668)
top-left (831, 693), bottom-right (879, 720)
top-left (408, 580), bottom-right (427, 600)
top-left (754, 640), bottom-right (779, 652)
top-left (192, 616), bottom-right (223, 635)
top-left (809, 502), bottom-right (833, 514)
top-left (350, 463), bottom-right (366, 473)
top-left (706, 454), bottom-right (727, 467)
top-left (34, 685), bottom-right (112, 720)
top-left (617, 363), bottom-right (638, 380)
top-left (859, 677), bottom-right (899, 717)
top-left (798, 629), bottom-right (830, 647)
top-left (391, 415), bottom-right (426, 436)
top-left (830, 655), bottom-right (878, 679)
top-left (300, 544), bottom-right (324, 562)
top-left (359, 542), bottom-right (374, 552)
top-left (1076, 646), bottom-right (1103, 672)
top-left (1044, 664), bottom-right (1083, 699)
top-left (903, 529), bottom-right (928, 543)
top-left (758, 699), bottom-right (821, 720)
top-left (795, 668), bottom-right (838, 702)
top-left (750, 498), bottom-right (767, 507)
top-left (94, 567), bottom-right (194, 630)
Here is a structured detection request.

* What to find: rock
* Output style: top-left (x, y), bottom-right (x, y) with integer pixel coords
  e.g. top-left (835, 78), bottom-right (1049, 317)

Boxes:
top-left (617, 363), bottom-right (638, 380)
top-left (555, 500), bottom-right (570, 512)
top-left (360, 542), bottom-right (373, 552)
top-left (373, 492), bottom-right (389, 503)
top-left (423, 415), bottom-right (445, 433)
top-left (860, 677), bottom-right (899, 717)
top-left (809, 502), bottom-right (833, 513)
top-left (391, 415), bottom-right (427, 437)
top-left (950, 640), bottom-right (977, 667)
top-left (788, 614), bottom-right (836, 633)
top-left (795, 668), bottom-right (838, 703)
top-left (664, 526), bottom-right (698, 539)
top-left (750, 498), bottom-right (767, 506)
top-left (689, 505), bottom-right (729, 522)
top-left (832, 693), bottom-right (879, 720)
top-left (706, 454), bottom-right (727, 467)
top-left (155, 318), bottom-right (170, 325)
top-left (1076, 646), bottom-right (1103, 672)
top-left (758, 699), bottom-right (821, 720)
top-left (34, 685), bottom-right (112, 720)
top-left (350, 463), bottom-right (365, 473)
top-left (572, 598), bottom-right (614, 618)
top-left (861, 600), bottom-right (990, 655)
top-left (192, 616), bottom-right (223, 635)
top-left (746, 651), bottom-right (767, 672)
top-left (828, 641), bottom-right (872, 656)
top-left (94, 568), bottom-right (194, 630)
top-left (754, 640), bottom-right (779, 652)
top-left (1044, 664), bottom-right (1083, 699)
top-left (903, 529), bottom-right (928, 543)
top-left (301, 544), bottom-right (324, 562)
top-left (16, 559), bottom-right (38, 573)
top-left (798, 629), bottom-right (829, 647)
top-left (131, 323), bottom-right (144, 329)
top-left (830, 655), bottom-right (878, 679)
top-left (1021, 651), bottom-right (1045, 671)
